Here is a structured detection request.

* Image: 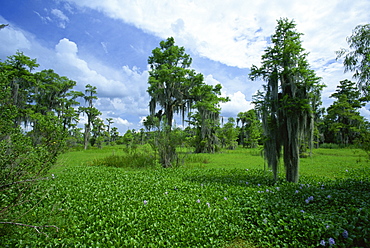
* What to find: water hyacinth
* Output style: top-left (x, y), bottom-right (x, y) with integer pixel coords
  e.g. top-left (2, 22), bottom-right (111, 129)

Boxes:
top-left (196, 199), bottom-right (200, 203)
top-left (206, 202), bottom-right (210, 207)
top-left (305, 196), bottom-right (314, 203)
top-left (328, 238), bottom-right (335, 246)
top-left (143, 200), bottom-right (148, 205)
top-left (342, 230), bottom-right (348, 239)
top-left (320, 240), bottom-right (326, 246)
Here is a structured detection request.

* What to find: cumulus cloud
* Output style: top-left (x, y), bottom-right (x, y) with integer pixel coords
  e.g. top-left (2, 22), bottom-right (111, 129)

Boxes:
top-left (0, 23), bottom-right (31, 54)
top-left (66, 0), bottom-right (369, 69)
top-left (220, 91), bottom-right (253, 118)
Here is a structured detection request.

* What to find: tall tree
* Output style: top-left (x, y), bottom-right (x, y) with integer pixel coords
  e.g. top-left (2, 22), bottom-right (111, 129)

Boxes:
top-left (0, 51), bottom-right (39, 127)
top-left (147, 37), bottom-right (204, 128)
top-left (79, 84), bottom-right (101, 150)
top-left (219, 117), bottom-right (239, 150)
top-left (336, 24), bottom-right (370, 94)
top-left (250, 18), bottom-right (324, 182)
top-left (147, 37), bottom-right (204, 167)
top-left (189, 84), bottom-right (229, 153)
top-left (243, 109), bottom-right (261, 148)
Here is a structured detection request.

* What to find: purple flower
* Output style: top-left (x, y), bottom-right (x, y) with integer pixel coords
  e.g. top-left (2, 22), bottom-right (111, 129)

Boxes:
top-left (164, 191), bottom-right (168, 195)
top-left (320, 240), bottom-right (326, 246)
top-left (276, 187), bottom-right (280, 191)
top-left (258, 184), bottom-right (261, 186)
top-left (300, 210), bottom-right (305, 213)
top-left (143, 200), bottom-right (148, 205)
top-left (306, 196), bottom-right (314, 203)
top-left (328, 237), bottom-right (335, 246)
top-left (295, 190), bottom-right (299, 194)
top-left (196, 199), bottom-right (200, 203)
top-left (224, 197), bottom-right (228, 200)
top-left (206, 202), bottom-right (210, 207)
top-left (342, 230), bottom-right (348, 239)
top-left (327, 195), bottom-right (332, 199)
top-left (246, 182), bottom-right (249, 185)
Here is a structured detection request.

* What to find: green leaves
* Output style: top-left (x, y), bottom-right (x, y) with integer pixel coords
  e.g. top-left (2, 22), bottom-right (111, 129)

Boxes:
top-left (250, 18), bottom-right (324, 182)
top-left (2, 164), bottom-right (369, 247)
top-left (336, 23), bottom-right (370, 93)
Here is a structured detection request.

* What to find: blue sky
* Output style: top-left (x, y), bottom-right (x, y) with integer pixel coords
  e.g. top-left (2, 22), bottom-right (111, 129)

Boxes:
top-left (0, 0), bottom-right (369, 133)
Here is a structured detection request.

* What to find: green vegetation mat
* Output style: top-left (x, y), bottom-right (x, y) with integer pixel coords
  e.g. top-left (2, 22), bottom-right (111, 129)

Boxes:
top-left (1, 147), bottom-right (369, 247)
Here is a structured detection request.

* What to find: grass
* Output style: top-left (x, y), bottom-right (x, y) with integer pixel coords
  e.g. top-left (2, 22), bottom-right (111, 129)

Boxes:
top-left (1, 146), bottom-right (369, 247)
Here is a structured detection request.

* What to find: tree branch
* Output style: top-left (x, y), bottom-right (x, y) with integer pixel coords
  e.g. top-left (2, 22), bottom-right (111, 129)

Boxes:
top-left (0, 177), bottom-right (50, 191)
top-left (0, 222), bottom-right (59, 237)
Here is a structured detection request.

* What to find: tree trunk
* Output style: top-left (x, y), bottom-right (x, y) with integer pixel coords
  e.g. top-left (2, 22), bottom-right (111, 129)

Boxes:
top-left (84, 124), bottom-right (90, 150)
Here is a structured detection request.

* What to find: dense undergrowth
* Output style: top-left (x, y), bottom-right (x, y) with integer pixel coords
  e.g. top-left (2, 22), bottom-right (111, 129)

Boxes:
top-left (1, 147), bottom-right (369, 247)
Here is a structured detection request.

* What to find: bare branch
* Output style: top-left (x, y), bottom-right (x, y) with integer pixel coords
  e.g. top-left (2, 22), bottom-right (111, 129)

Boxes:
top-left (0, 177), bottom-right (50, 191)
top-left (0, 222), bottom-right (59, 237)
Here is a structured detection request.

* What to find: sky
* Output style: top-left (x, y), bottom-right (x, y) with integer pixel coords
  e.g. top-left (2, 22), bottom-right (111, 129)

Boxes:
top-left (0, 0), bottom-right (369, 134)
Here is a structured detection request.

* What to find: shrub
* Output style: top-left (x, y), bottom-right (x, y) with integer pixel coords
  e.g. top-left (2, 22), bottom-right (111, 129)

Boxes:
top-left (88, 146), bottom-right (158, 169)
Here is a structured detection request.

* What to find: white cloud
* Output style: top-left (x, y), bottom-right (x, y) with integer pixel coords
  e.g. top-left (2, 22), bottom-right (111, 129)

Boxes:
top-left (51, 8), bottom-right (69, 28)
top-left (220, 91), bottom-right (253, 118)
top-left (51, 9), bottom-right (69, 22)
top-left (0, 24), bottom-right (31, 53)
top-left (66, 0), bottom-right (369, 69)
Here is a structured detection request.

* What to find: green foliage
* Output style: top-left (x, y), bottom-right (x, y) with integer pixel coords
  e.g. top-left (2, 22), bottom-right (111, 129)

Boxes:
top-left (323, 79), bottom-right (369, 146)
top-left (219, 117), bottom-right (239, 150)
top-left (189, 84), bottom-right (229, 153)
top-left (87, 145), bottom-right (157, 169)
top-left (79, 84), bottom-right (102, 150)
top-left (0, 51), bottom-right (83, 232)
top-left (147, 38), bottom-right (229, 163)
top-left (336, 23), bottom-right (370, 94)
top-left (237, 110), bottom-right (262, 148)
top-left (147, 37), bottom-right (203, 128)
top-left (2, 150), bottom-right (369, 247)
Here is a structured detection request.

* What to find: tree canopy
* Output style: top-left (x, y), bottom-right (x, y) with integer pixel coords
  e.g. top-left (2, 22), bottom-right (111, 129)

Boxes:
top-left (337, 24), bottom-right (370, 94)
top-left (147, 37), bottom-right (204, 128)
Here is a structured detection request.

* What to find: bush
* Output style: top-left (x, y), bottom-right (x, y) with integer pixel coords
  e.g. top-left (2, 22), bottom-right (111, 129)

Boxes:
top-left (88, 146), bottom-right (158, 169)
